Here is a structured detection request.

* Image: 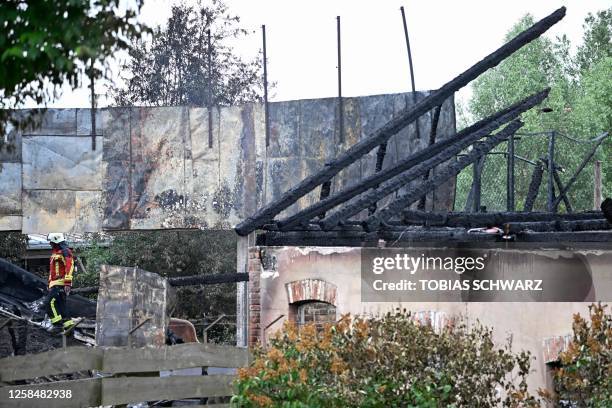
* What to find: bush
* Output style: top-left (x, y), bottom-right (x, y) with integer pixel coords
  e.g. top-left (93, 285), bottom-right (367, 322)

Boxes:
top-left (540, 303), bottom-right (611, 407)
top-left (233, 310), bottom-right (540, 407)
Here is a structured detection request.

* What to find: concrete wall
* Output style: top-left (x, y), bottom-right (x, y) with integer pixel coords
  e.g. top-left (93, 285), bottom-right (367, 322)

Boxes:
top-left (0, 92), bottom-right (455, 234)
top-left (247, 245), bottom-right (612, 394)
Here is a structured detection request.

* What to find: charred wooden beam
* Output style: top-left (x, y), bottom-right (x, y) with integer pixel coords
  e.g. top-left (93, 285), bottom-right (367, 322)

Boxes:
top-left (235, 7), bottom-right (566, 236)
top-left (552, 132), bottom-right (608, 209)
top-left (368, 141), bottom-right (389, 214)
top-left (277, 90), bottom-right (547, 232)
top-left (523, 162), bottom-right (544, 211)
top-left (318, 181), bottom-right (332, 218)
top-left (516, 231), bottom-right (612, 242)
top-left (322, 120), bottom-right (525, 231)
top-left (540, 157), bottom-right (572, 212)
top-left (472, 155), bottom-right (485, 212)
top-left (357, 121), bottom-right (523, 231)
top-left (504, 219), bottom-right (610, 234)
top-left (258, 231), bottom-right (367, 247)
top-left (378, 229), bottom-right (500, 243)
top-left (552, 166), bottom-right (573, 213)
top-left (168, 273), bottom-right (249, 287)
top-left (602, 198), bottom-right (612, 224)
top-left (259, 224), bottom-right (611, 246)
top-left (72, 273), bottom-right (249, 295)
top-left (507, 133), bottom-right (515, 211)
top-left (418, 105), bottom-right (442, 210)
top-left (401, 209), bottom-right (604, 228)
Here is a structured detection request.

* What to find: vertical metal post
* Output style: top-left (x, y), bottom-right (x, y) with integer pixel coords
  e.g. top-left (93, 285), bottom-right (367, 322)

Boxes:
top-left (262, 25), bottom-right (270, 147)
top-left (400, 6), bottom-right (421, 140)
top-left (547, 131), bottom-right (555, 212)
top-left (594, 160), bottom-right (602, 210)
top-left (89, 58), bottom-right (96, 151)
top-left (207, 29), bottom-right (213, 149)
top-left (236, 234), bottom-right (252, 348)
top-left (472, 157), bottom-right (483, 213)
top-left (336, 16), bottom-right (344, 144)
top-left (506, 134), bottom-right (515, 211)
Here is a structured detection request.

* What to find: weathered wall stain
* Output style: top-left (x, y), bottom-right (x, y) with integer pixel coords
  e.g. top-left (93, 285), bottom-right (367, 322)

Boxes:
top-left (1, 92), bottom-right (455, 233)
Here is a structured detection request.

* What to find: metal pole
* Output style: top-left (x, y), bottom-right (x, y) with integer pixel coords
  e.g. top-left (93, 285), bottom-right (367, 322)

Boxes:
top-left (594, 160), bottom-right (602, 210)
top-left (473, 157), bottom-right (483, 213)
top-left (89, 58), bottom-right (96, 151)
top-left (547, 131), bottom-right (555, 212)
top-left (507, 134), bottom-right (515, 211)
top-left (262, 25), bottom-right (270, 147)
top-left (400, 6), bottom-right (421, 140)
top-left (337, 16), bottom-right (344, 143)
top-left (207, 29), bottom-right (213, 149)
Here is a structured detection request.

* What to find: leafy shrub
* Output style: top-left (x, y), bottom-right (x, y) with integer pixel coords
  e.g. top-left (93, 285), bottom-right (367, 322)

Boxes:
top-left (540, 303), bottom-right (611, 407)
top-left (233, 310), bottom-right (540, 407)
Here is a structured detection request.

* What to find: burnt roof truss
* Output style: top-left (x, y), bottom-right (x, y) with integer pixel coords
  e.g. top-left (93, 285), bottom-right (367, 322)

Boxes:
top-left (235, 7), bottom-right (612, 246)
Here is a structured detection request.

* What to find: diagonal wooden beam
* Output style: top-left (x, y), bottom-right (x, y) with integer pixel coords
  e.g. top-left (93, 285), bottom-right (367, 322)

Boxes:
top-left (319, 117), bottom-right (530, 230)
top-left (277, 90), bottom-right (549, 231)
top-left (551, 132), bottom-right (608, 209)
top-left (360, 121), bottom-right (523, 231)
top-left (234, 7), bottom-right (566, 236)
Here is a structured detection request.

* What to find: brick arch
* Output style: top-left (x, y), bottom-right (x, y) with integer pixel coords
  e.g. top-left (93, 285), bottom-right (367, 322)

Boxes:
top-left (285, 279), bottom-right (337, 306)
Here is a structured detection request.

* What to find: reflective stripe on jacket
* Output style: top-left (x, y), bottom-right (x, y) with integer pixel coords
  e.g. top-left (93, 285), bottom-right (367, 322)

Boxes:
top-left (48, 246), bottom-right (74, 288)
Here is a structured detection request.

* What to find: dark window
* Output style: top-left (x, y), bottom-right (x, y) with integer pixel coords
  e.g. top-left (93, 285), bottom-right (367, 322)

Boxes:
top-left (296, 301), bottom-right (336, 327)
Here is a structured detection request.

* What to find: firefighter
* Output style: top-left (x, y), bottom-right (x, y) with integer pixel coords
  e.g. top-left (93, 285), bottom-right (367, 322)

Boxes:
top-left (45, 233), bottom-right (75, 334)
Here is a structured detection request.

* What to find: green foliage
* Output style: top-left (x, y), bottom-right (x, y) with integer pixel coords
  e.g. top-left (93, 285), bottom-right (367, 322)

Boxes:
top-left (0, 0), bottom-right (148, 137)
top-left (458, 8), bottom-right (612, 211)
top-left (233, 311), bottom-right (540, 407)
top-left (539, 304), bottom-right (611, 407)
top-left (0, 232), bottom-right (28, 263)
top-left (575, 9), bottom-right (612, 74)
top-left (111, 0), bottom-right (264, 107)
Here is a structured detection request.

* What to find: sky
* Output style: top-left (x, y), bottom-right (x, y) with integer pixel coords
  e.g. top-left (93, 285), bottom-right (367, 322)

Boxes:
top-left (43, 0), bottom-right (610, 109)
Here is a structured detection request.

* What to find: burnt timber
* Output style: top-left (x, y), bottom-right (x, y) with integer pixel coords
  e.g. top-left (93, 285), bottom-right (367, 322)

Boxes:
top-left (236, 7), bottom-right (611, 247)
top-left (278, 90), bottom-right (548, 231)
top-left (72, 273), bottom-right (250, 296)
top-left (235, 7), bottom-right (567, 236)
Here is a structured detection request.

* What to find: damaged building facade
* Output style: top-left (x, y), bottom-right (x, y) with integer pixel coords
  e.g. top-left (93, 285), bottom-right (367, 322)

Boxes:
top-left (0, 92), bottom-right (455, 234)
top-left (234, 7), bottom-right (611, 394)
top-left (1, 5), bottom-right (610, 398)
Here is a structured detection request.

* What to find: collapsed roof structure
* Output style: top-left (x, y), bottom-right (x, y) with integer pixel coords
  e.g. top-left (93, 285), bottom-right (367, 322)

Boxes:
top-left (235, 7), bottom-right (611, 247)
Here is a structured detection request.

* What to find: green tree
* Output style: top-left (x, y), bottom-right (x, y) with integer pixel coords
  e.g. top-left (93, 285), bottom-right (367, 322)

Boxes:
top-left (570, 9), bottom-right (612, 198)
top-left (458, 9), bottom-right (611, 211)
top-left (0, 0), bottom-right (148, 146)
top-left (111, 0), bottom-right (264, 106)
top-left (575, 9), bottom-right (612, 74)
top-left (0, 232), bottom-right (27, 263)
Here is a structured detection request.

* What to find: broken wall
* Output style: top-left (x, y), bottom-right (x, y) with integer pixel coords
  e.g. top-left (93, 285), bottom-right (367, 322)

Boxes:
top-left (0, 92), bottom-right (455, 233)
top-left (247, 245), bottom-right (612, 395)
top-left (95, 265), bottom-right (168, 347)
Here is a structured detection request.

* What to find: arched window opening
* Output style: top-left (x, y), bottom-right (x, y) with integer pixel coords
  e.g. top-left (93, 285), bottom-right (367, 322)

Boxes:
top-left (296, 301), bottom-right (336, 328)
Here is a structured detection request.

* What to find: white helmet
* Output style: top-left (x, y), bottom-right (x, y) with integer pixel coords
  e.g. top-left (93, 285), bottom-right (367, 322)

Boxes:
top-left (47, 233), bottom-right (66, 244)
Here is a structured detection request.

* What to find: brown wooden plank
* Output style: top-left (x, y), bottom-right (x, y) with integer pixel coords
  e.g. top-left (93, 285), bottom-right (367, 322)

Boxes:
top-left (0, 378), bottom-right (101, 408)
top-left (0, 347), bottom-right (103, 382)
top-left (100, 375), bottom-right (235, 406)
top-left (102, 343), bottom-right (250, 373)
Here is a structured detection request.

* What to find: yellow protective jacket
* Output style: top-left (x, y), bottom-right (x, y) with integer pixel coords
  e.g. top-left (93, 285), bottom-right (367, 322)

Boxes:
top-left (48, 246), bottom-right (74, 288)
